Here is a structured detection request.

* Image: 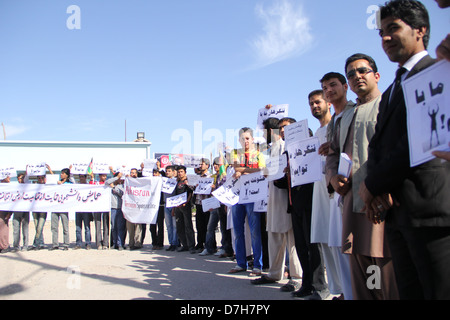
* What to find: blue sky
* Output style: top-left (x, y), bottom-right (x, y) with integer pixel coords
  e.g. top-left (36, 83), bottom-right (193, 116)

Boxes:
top-left (0, 0), bottom-right (448, 159)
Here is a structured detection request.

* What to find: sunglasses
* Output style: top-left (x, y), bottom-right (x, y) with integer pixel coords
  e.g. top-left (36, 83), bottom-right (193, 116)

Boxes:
top-left (346, 67), bottom-right (373, 79)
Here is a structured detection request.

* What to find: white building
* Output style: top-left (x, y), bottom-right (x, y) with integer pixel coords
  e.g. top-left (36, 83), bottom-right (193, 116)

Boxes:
top-left (0, 140), bottom-right (152, 176)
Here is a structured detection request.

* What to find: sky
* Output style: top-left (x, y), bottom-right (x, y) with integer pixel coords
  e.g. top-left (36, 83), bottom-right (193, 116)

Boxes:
top-left (0, 0), bottom-right (448, 160)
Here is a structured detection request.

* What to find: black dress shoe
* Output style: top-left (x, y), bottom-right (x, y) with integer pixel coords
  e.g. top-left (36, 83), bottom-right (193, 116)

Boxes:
top-left (250, 276), bottom-right (277, 285)
top-left (292, 286), bottom-right (314, 298)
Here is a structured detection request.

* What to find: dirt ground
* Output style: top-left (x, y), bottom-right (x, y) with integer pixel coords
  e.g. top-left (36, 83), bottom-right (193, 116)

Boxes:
top-left (0, 219), bottom-right (316, 302)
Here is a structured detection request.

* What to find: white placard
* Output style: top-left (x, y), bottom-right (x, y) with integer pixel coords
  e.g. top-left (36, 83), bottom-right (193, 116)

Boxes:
top-left (166, 192), bottom-right (188, 208)
top-left (93, 162), bottom-right (110, 175)
top-left (284, 119), bottom-right (309, 148)
top-left (238, 171), bottom-right (268, 204)
top-left (402, 60), bottom-right (450, 167)
top-left (265, 153), bottom-right (287, 181)
top-left (212, 177), bottom-right (240, 207)
top-left (257, 104), bottom-right (289, 129)
top-left (253, 197), bottom-right (268, 212)
top-left (186, 174), bottom-right (200, 187)
top-left (142, 159), bottom-right (157, 177)
top-left (26, 163), bottom-right (47, 177)
top-left (201, 197), bottom-right (221, 212)
top-left (45, 174), bottom-right (60, 185)
top-left (71, 163), bottom-right (89, 175)
top-left (0, 166), bottom-right (17, 180)
top-left (161, 177), bottom-right (177, 194)
top-left (286, 137), bottom-right (322, 187)
top-left (194, 177), bottom-right (214, 195)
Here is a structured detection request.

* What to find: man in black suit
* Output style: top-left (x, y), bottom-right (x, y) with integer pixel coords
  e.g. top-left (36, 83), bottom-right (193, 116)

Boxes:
top-left (359, 0), bottom-right (450, 299)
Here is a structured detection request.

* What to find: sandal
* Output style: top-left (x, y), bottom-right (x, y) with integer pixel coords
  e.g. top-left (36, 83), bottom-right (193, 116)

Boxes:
top-left (248, 268), bottom-right (262, 277)
top-left (228, 266), bottom-right (246, 274)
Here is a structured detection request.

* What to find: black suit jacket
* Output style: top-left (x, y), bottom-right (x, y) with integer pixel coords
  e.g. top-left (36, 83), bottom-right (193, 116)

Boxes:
top-left (365, 55), bottom-right (450, 227)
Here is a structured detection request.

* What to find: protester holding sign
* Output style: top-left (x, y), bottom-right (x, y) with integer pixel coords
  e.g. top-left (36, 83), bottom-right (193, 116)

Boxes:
top-left (162, 165), bottom-right (179, 251)
top-left (275, 117), bottom-right (330, 300)
top-left (11, 173), bottom-right (30, 252)
top-left (228, 127), bottom-right (265, 276)
top-left (0, 176), bottom-right (12, 253)
top-left (125, 168), bottom-right (144, 250)
top-left (172, 165), bottom-right (195, 253)
top-left (251, 117), bottom-right (302, 291)
top-left (193, 158), bottom-right (212, 253)
top-left (74, 174), bottom-right (93, 250)
top-left (90, 173), bottom-right (110, 250)
top-left (201, 157), bottom-right (233, 258)
top-left (149, 169), bottom-right (165, 250)
top-left (50, 168), bottom-right (72, 251)
top-left (31, 167), bottom-right (53, 250)
top-left (106, 172), bottom-right (126, 250)
top-left (360, 0), bottom-right (450, 300)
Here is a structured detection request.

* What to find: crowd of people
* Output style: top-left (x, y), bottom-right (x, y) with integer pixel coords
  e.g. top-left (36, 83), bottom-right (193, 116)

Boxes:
top-left (1, 0), bottom-right (449, 300)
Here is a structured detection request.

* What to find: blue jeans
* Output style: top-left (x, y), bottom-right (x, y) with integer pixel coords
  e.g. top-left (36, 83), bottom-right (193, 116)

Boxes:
top-left (111, 208), bottom-right (126, 248)
top-left (165, 207), bottom-right (179, 246)
top-left (32, 212), bottom-right (46, 247)
top-left (75, 212), bottom-right (92, 246)
top-left (232, 203), bottom-right (262, 270)
top-left (206, 206), bottom-right (232, 255)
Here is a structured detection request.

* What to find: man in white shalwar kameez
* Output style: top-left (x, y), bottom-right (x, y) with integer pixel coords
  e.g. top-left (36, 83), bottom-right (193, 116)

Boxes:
top-left (251, 115), bottom-right (302, 291)
top-left (308, 90), bottom-right (344, 299)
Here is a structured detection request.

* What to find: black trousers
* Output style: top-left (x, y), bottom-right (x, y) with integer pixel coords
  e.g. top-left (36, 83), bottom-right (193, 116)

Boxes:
top-left (175, 205), bottom-right (195, 250)
top-left (195, 204), bottom-right (210, 249)
top-left (150, 205), bottom-right (165, 247)
top-left (386, 222), bottom-right (450, 300)
top-left (290, 205), bottom-right (328, 292)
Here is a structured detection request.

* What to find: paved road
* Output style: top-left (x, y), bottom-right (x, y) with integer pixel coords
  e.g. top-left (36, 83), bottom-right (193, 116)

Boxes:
top-left (0, 221), bottom-right (305, 302)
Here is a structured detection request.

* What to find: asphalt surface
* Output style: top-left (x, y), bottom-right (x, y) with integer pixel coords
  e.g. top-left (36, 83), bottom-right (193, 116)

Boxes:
top-left (0, 221), bottom-right (312, 302)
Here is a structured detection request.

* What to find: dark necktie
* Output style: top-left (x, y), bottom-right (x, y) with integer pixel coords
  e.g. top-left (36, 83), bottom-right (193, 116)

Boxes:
top-left (390, 67), bottom-right (407, 103)
top-left (395, 67), bottom-right (407, 87)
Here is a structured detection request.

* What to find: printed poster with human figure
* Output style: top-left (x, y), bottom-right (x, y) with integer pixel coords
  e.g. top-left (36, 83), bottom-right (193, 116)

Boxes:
top-left (402, 60), bottom-right (450, 167)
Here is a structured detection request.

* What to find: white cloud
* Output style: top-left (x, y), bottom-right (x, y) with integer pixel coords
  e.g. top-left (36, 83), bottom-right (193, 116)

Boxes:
top-left (2, 123), bottom-right (29, 139)
top-left (251, 0), bottom-right (313, 68)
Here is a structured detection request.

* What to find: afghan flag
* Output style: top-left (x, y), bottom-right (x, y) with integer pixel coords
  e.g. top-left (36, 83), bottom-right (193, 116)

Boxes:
top-left (87, 158), bottom-right (94, 177)
top-left (218, 150), bottom-right (226, 177)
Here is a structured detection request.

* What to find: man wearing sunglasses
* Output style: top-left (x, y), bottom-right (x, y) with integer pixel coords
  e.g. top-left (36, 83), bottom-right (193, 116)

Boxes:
top-left (326, 53), bottom-right (399, 300)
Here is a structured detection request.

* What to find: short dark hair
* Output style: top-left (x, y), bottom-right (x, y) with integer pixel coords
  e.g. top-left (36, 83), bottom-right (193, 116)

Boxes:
top-left (201, 158), bottom-right (210, 166)
top-left (278, 117), bottom-right (296, 126)
top-left (263, 117), bottom-right (280, 131)
top-left (345, 53), bottom-right (378, 73)
top-left (239, 127), bottom-right (253, 137)
top-left (177, 165), bottom-right (187, 172)
top-left (165, 165), bottom-right (176, 171)
top-left (380, 0), bottom-right (430, 49)
top-left (320, 72), bottom-right (347, 85)
top-left (308, 89), bottom-right (324, 101)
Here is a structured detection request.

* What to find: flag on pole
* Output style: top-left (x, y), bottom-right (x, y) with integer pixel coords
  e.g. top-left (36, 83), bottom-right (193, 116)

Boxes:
top-left (87, 157), bottom-right (94, 177)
